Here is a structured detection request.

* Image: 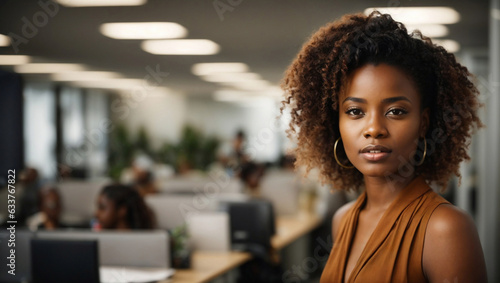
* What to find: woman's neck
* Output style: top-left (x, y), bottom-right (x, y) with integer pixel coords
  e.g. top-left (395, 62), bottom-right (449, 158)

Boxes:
top-left (362, 173), bottom-right (417, 213)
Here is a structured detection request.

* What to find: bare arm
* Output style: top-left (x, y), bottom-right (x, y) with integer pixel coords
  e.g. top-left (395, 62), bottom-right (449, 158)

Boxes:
top-left (423, 204), bottom-right (488, 283)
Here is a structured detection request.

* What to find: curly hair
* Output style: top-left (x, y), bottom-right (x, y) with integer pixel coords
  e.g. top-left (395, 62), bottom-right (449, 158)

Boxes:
top-left (100, 184), bottom-right (156, 229)
top-left (280, 11), bottom-right (483, 191)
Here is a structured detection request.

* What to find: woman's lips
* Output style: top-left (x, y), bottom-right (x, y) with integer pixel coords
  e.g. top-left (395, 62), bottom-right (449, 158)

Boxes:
top-left (361, 151), bottom-right (391, 161)
top-left (360, 144), bottom-right (392, 162)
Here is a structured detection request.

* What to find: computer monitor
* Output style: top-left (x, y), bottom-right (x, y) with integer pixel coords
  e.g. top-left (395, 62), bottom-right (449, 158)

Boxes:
top-left (219, 199), bottom-right (275, 257)
top-left (31, 239), bottom-right (100, 283)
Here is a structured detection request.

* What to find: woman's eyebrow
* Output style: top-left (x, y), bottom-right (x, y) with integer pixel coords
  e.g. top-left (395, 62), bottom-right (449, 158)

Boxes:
top-left (342, 96), bottom-right (411, 104)
top-left (382, 96), bottom-right (411, 104)
top-left (342, 97), bottom-right (366, 104)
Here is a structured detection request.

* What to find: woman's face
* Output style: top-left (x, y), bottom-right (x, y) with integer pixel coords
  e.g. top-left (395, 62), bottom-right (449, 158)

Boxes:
top-left (338, 63), bottom-right (428, 179)
top-left (41, 190), bottom-right (61, 221)
top-left (95, 194), bottom-right (119, 229)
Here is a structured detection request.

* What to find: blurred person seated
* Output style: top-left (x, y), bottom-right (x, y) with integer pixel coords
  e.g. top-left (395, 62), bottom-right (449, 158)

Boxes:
top-left (94, 184), bottom-right (155, 231)
top-left (133, 169), bottom-right (158, 197)
top-left (232, 130), bottom-right (247, 164)
top-left (239, 162), bottom-right (266, 198)
top-left (217, 130), bottom-right (250, 177)
top-left (120, 153), bottom-right (159, 196)
top-left (26, 185), bottom-right (67, 230)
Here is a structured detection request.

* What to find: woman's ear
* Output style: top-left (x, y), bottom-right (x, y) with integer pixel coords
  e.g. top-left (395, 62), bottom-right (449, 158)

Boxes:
top-left (420, 108), bottom-right (430, 137)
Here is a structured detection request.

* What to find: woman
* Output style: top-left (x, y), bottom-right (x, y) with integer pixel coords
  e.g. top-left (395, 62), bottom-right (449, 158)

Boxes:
top-left (281, 12), bottom-right (487, 282)
top-left (95, 184), bottom-right (155, 230)
top-left (36, 186), bottom-right (66, 230)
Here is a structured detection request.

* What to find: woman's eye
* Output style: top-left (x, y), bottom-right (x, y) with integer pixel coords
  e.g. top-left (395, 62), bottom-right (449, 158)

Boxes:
top-left (346, 108), bottom-right (363, 116)
top-left (387, 108), bottom-right (408, 116)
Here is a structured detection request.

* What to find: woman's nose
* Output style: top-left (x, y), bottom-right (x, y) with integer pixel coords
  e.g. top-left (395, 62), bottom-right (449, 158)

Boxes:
top-left (363, 114), bottom-right (388, 139)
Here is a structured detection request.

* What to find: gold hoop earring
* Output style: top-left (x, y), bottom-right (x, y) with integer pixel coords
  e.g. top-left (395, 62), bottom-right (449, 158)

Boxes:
top-left (334, 137), bottom-right (354, 169)
top-left (416, 138), bottom-right (427, 166)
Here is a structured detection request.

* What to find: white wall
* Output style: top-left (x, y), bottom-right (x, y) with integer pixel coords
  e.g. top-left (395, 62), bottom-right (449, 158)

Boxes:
top-left (117, 88), bottom-right (187, 149)
top-left (185, 97), bottom-right (285, 163)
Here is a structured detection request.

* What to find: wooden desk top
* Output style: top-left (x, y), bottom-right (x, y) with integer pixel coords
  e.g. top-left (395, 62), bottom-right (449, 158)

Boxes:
top-left (271, 211), bottom-right (322, 250)
top-left (163, 251), bottom-right (252, 283)
top-left (167, 212), bottom-right (322, 283)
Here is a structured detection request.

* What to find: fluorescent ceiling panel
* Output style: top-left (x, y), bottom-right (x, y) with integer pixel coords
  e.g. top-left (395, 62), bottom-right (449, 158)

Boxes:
top-left (202, 72), bottom-right (261, 83)
top-left (0, 55), bottom-right (31, 65)
top-left (51, 71), bottom-right (122, 81)
top-left (71, 78), bottom-right (148, 89)
top-left (141, 39), bottom-right (220, 55)
top-left (56, 0), bottom-right (146, 7)
top-left (222, 80), bottom-right (271, 91)
top-left (100, 22), bottom-right (187, 39)
top-left (213, 89), bottom-right (280, 103)
top-left (432, 39), bottom-right (460, 53)
top-left (0, 34), bottom-right (10, 46)
top-left (364, 7), bottom-right (460, 25)
top-left (15, 63), bottom-right (86, 73)
top-left (405, 24), bottom-right (449, 38)
top-left (191, 63), bottom-right (249, 76)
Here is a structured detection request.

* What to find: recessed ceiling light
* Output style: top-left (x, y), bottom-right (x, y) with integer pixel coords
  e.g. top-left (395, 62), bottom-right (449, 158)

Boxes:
top-left (364, 7), bottom-right (460, 25)
top-left (405, 24), bottom-right (449, 38)
top-left (0, 55), bottom-right (31, 65)
top-left (100, 22), bottom-right (187, 40)
top-left (192, 63), bottom-right (249, 76)
top-left (432, 39), bottom-right (460, 53)
top-left (0, 34), bottom-right (10, 46)
top-left (141, 39), bottom-right (220, 55)
top-left (51, 71), bottom-right (122, 81)
top-left (55, 0), bottom-right (146, 7)
top-left (15, 63), bottom-right (86, 73)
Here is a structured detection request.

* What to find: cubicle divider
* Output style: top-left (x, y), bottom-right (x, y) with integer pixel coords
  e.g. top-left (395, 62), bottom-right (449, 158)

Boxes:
top-left (0, 229), bottom-right (173, 282)
top-left (57, 179), bottom-right (110, 225)
top-left (260, 171), bottom-right (302, 216)
top-left (145, 192), bottom-right (248, 230)
top-left (157, 176), bottom-right (243, 195)
top-left (36, 230), bottom-right (170, 268)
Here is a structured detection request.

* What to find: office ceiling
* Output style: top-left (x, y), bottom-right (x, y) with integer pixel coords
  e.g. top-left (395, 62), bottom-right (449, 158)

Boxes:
top-left (0, 0), bottom-right (490, 97)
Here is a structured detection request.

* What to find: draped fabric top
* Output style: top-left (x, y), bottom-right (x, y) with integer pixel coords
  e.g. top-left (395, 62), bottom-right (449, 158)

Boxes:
top-left (320, 176), bottom-right (450, 283)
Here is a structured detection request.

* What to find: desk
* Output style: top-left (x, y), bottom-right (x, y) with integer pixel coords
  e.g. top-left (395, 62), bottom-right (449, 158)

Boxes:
top-left (167, 212), bottom-right (322, 283)
top-left (271, 212), bottom-right (322, 250)
top-left (163, 252), bottom-right (252, 283)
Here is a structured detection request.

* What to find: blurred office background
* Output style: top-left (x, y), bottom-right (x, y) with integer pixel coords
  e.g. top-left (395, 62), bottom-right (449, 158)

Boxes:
top-left (0, 0), bottom-right (498, 282)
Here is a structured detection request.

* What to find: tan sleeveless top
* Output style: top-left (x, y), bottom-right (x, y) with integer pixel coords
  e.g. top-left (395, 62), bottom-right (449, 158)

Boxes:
top-left (320, 176), bottom-right (450, 283)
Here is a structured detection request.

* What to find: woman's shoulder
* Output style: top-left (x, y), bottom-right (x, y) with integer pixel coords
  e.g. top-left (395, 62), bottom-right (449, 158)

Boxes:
top-left (331, 200), bottom-right (357, 241)
top-left (427, 203), bottom-right (473, 230)
top-left (422, 203), bottom-right (487, 282)
top-left (424, 203), bottom-right (479, 250)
